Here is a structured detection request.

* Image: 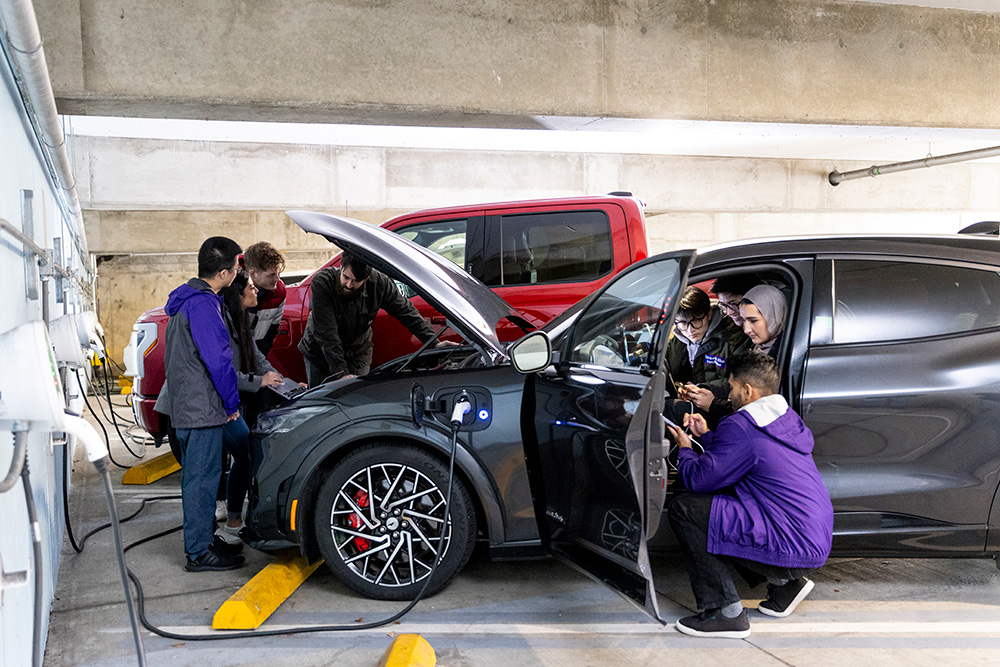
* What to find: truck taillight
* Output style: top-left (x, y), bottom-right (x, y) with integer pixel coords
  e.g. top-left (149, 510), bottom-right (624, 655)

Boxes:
top-left (125, 322), bottom-right (158, 378)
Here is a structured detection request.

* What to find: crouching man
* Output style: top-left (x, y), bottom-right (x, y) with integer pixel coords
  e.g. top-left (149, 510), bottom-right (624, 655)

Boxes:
top-left (665, 353), bottom-right (833, 638)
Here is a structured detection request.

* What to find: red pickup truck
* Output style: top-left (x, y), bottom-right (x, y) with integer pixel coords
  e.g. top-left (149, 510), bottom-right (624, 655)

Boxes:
top-left (125, 193), bottom-right (649, 444)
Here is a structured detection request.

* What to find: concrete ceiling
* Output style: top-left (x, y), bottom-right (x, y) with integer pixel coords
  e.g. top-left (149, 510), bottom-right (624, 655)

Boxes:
top-left (33, 0), bottom-right (1000, 131)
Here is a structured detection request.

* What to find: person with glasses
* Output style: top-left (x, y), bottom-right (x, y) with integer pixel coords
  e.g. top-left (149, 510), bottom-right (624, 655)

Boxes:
top-left (712, 274), bottom-right (763, 328)
top-left (666, 286), bottom-right (751, 427)
top-left (154, 236), bottom-right (247, 572)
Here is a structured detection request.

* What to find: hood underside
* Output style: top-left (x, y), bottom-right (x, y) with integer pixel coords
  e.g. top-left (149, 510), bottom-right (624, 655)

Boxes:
top-left (287, 210), bottom-right (530, 363)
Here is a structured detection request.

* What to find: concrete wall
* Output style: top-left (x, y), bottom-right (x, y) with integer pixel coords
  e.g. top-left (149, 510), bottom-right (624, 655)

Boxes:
top-left (35, 0), bottom-right (1000, 128)
top-left (76, 134), bottom-right (1000, 359)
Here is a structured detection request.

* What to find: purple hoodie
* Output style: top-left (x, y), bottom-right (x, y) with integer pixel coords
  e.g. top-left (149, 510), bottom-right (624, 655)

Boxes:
top-left (677, 394), bottom-right (833, 569)
top-left (154, 279), bottom-right (240, 428)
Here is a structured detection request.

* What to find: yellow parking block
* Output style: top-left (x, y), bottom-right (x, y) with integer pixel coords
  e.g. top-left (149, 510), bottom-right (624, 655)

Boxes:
top-left (121, 452), bottom-right (180, 485)
top-left (212, 555), bottom-right (323, 630)
top-left (378, 634), bottom-right (435, 667)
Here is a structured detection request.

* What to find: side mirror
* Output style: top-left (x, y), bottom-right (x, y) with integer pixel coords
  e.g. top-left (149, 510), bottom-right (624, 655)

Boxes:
top-left (508, 331), bottom-right (552, 374)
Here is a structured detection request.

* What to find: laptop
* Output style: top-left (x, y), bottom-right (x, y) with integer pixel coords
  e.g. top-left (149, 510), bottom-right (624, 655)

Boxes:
top-left (268, 377), bottom-right (308, 401)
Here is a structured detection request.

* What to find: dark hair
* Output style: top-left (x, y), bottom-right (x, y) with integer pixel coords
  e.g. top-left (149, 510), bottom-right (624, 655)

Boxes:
top-left (198, 236), bottom-right (242, 279)
top-left (712, 274), bottom-right (762, 297)
top-left (244, 241), bottom-right (285, 273)
top-left (221, 269), bottom-right (257, 374)
top-left (678, 286), bottom-right (710, 317)
top-left (728, 353), bottom-right (780, 396)
top-left (341, 251), bottom-right (372, 280)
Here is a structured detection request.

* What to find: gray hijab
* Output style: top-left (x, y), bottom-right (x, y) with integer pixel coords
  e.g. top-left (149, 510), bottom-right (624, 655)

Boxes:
top-left (742, 285), bottom-right (787, 353)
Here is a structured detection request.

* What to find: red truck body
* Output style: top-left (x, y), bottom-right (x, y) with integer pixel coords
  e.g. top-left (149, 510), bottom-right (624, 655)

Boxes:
top-left (127, 194), bottom-right (648, 442)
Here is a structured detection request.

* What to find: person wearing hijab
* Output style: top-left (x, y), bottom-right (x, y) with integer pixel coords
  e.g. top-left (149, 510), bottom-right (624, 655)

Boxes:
top-left (739, 285), bottom-right (787, 358)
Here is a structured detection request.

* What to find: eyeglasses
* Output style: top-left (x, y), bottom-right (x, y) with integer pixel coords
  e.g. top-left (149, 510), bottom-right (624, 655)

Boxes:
top-left (674, 313), bottom-right (708, 330)
top-left (718, 301), bottom-right (740, 315)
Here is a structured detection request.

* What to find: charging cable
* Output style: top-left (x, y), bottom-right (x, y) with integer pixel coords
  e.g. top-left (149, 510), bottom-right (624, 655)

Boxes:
top-left (82, 394), bottom-right (473, 649)
top-left (61, 412), bottom-right (147, 665)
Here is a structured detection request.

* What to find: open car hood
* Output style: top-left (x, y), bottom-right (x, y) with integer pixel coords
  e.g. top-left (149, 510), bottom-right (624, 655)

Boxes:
top-left (287, 210), bottom-right (531, 364)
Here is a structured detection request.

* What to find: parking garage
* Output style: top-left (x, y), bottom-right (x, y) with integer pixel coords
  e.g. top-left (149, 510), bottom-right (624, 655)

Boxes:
top-left (4, 1), bottom-right (1000, 665)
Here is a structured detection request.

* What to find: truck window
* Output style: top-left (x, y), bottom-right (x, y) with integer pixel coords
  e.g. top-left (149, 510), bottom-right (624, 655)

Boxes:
top-left (489, 211), bottom-right (613, 286)
top-left (397, 219), bottom-right (468, 268)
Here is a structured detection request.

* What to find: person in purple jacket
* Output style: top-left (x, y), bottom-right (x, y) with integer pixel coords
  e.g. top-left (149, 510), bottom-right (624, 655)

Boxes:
top-left (154, 236), bottom-right (247, 572)
top-left (665, 352), bottom-right (833, 638)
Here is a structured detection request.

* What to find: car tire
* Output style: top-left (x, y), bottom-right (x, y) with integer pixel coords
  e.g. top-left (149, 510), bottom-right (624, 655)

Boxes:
top-left (312, 442), bottom-right (477, 600)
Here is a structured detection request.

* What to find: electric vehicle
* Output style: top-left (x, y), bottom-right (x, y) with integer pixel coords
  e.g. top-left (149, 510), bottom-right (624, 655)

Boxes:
top-left (248, 212), bottom-right (1000, 621)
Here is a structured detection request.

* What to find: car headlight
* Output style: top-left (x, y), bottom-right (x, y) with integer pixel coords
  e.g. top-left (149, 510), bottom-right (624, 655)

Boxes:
top-left (255, 405), bottom-right (329, 435)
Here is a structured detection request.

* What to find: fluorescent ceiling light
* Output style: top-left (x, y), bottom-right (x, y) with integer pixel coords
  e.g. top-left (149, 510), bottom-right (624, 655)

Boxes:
top-left (65, 115), bottom-right (1000, 164)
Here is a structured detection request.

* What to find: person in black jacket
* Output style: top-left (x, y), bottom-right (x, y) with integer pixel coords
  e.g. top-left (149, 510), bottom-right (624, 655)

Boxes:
top-left (666, 286), bottom-right (752, 427)
top-left (298, 252), bottom-right (440, 386)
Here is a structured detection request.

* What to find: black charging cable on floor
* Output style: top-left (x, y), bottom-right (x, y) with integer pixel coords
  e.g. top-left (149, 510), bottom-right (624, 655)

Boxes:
top-left (122, 406), bottom-right (468, 641)
top-left (68, 396), bottom-right (471, 658)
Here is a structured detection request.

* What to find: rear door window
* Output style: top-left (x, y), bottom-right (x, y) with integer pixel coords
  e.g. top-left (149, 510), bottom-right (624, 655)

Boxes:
top-left (833, 259), bottom-right (1000, 343)
top-left (484, 210), bottom-right (613, 286)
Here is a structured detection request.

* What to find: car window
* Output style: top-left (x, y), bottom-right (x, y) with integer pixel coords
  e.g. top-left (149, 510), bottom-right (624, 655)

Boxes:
top-left (398, 220), bottom-right (467, 269)
top-left (833, 259), bottom-right (1000, 343)
top-left (568, 259), bottom-right (685, 369)
top-left (496, 211), bottom-right (612, 286)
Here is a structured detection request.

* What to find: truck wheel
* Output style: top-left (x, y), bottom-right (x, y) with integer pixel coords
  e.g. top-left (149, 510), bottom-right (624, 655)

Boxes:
top-left (312, 442), bottom-right (477, 600)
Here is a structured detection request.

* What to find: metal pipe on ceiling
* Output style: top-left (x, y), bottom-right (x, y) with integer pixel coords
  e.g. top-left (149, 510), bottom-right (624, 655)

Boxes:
top-left (0, 0), bottom-right (88, 257)
top-left (829, 144), bottom-right (1000, 185)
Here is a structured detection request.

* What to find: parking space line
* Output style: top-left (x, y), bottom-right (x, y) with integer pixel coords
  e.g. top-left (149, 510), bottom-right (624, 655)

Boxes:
top-left (158, 620), bottom-right (1000, 636)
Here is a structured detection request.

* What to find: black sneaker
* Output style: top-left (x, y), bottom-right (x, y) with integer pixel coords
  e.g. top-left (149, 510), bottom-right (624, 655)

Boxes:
top-left (758, 577), bottom-right (814, 618)
top-left (213, 534), bottom-right (244, 556)
top-left (675, 609), bottom-right (751, 638)
top-left (185, 545), bottom-right (245, 572)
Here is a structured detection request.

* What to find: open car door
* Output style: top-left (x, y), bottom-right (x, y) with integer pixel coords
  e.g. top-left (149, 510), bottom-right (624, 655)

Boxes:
top-left (522, 252), bottom-right (695, 623)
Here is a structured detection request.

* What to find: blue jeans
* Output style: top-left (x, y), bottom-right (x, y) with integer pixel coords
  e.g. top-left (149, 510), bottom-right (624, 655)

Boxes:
top-left (222, 416), bottom-right (251, 520)
top-left (177, 418), bottom-right (251, 558)
top-left (176, 425), bottom-right (224, 559)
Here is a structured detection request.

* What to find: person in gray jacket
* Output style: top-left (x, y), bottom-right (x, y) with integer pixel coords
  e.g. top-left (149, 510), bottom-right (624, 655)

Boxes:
top-left (154, 236), bottom-right (246, 572)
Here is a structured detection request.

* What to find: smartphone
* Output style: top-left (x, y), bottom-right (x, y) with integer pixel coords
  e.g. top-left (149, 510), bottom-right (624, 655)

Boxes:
top-left (662, 414), bottom-right (705, 453)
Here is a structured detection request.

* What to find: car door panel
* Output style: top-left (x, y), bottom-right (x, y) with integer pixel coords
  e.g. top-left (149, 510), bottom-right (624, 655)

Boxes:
top-left (522, 253), bottom-right (694, 622)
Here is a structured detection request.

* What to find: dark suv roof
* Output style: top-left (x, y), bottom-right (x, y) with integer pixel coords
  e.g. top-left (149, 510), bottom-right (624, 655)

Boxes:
top-left (694, 234), bottom-right (1000, 267)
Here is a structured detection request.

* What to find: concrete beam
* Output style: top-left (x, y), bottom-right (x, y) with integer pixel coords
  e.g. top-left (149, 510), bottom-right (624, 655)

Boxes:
top-left (34, 0), bottom-right (1000, 129)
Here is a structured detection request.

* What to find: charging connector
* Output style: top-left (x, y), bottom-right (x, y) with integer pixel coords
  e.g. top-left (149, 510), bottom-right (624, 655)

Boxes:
top-left (450, 393), bottom-right (472, 427)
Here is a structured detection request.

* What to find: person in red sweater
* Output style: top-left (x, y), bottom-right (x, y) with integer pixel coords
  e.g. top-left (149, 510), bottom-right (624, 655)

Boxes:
top-left (242, 242), bottom-right (287, 356)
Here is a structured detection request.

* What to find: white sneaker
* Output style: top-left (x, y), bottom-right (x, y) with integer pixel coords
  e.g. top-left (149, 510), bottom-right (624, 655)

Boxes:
top-left (215, 500), bottom-right (227, 521)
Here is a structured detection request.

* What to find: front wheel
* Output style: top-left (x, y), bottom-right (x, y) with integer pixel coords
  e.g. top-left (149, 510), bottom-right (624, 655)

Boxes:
top-left (312, 442), bottom-right (477, 600)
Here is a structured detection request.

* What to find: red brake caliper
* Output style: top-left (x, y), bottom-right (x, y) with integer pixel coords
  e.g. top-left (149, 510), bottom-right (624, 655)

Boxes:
top-left (349, 489), bottom-right (371, 551)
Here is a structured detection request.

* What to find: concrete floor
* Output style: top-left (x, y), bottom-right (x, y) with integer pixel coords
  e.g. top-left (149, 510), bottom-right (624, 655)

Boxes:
top-left (46, 406), bottom-right (1000, 666)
